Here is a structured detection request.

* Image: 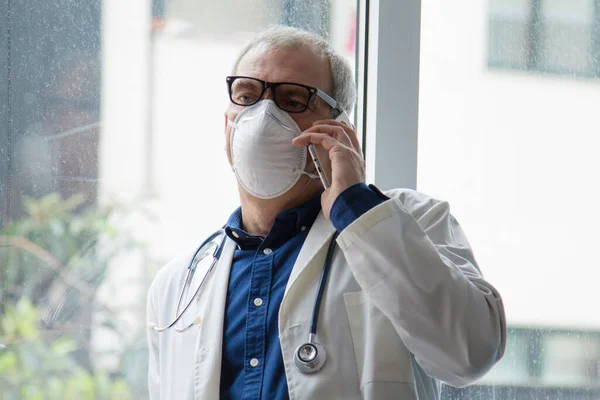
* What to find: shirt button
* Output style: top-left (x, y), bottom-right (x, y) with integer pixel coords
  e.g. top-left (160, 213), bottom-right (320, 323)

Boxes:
top-left (250, 358), bottom-right (259, 367)
top-left (263, 248), bottom-right (272, 255)
top-left (301, 226), bottom-right (307, 232)
top-left (253, 298), bottom-right (263, 307)
top-left (231, 231), bottom-right (240, 238)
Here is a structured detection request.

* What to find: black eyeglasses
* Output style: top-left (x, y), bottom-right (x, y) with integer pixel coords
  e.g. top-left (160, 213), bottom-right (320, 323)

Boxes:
top-left (226, 76), bottom-right (342, 116)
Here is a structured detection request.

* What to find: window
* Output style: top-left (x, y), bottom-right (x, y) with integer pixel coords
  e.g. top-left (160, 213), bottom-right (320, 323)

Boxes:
top-left (6, 0), bottom-right (598, 398)
top-left (420, 0), bottom-right (600, 398)
top-left (0, 0), bottom-right (357, 397)
top-left (444, 329), bottom-right (600, 398)
top-left (488, 0), bottom-right (600, 78)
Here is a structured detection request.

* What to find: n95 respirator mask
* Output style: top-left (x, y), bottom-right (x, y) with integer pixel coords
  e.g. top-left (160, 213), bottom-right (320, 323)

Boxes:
top-left (228, 100), bottom-right (318, 199)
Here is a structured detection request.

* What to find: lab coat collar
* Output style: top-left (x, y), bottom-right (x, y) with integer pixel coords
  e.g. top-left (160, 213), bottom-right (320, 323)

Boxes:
top-left (283, 210), bottom-right (336, 299)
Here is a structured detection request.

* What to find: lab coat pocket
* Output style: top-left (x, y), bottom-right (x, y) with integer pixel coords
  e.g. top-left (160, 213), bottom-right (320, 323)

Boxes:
top-left (343, 291), bottom-right (415, 388)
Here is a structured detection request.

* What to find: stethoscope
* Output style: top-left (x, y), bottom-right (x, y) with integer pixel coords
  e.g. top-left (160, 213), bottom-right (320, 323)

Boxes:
top-left (148, 230), bottom-right (226, 334)
top-left (149, 228), bottom-right (339, 374)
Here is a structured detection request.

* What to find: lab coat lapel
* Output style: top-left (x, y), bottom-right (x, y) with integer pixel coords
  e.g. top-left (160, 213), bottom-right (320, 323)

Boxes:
top-left (284, 211), bottom-right (336, 298)
top-left (193, 237), bottom-right (236, 399)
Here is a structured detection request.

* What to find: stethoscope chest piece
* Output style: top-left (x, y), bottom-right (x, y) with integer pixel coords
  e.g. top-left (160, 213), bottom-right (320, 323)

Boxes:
top-left (294, 341), bottom-right (327, 373)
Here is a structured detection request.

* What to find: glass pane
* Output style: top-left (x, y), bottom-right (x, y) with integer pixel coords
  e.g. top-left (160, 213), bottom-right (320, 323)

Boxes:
top-left (539, 0), bottom-right (594, 74)
top-left (542, 332), bottom-right (599, 387)
top-left (488, 0), bottom-right (530, 69)
top-left (488, 0), bottom-right (599, 78)
top-left (422, 0), bottom-right (600, 398)
top-left (0, 0), bottom-right (357, 397)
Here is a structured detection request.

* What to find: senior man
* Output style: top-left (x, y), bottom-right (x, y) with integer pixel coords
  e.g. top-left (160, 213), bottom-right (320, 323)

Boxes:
top-left (147, 26), bottom-right (506, 400)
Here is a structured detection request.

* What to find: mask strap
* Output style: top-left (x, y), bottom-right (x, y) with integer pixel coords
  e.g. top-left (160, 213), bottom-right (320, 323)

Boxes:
top-left (228, 119), bottom-right (238, 129)
top-left (299, 170), bottom-right (320, 180)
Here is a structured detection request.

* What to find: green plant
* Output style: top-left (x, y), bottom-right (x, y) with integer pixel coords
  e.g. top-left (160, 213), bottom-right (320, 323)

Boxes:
top-left (0, 192), bottom-right (146, 399)
top-left (0, 299), bottom-right (131, 400)
top-left (1, 193), bottom-right (124, 310)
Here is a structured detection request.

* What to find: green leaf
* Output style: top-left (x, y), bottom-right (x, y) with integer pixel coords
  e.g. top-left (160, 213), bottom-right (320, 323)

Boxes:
top-left (20, 384), bottom-right (45, 400)
top-left (62, 193), bottom-right (86, 212)
top-left (49, 219), bottom-right (66, 236)
top-left (1, 311), bottom-right (18, 337)
top-left (110, 379), bottom-right (132, 400)
top-left (0, 351), bottom-right (18, 373)
top-left (15, 299), bottom-right (39, 340)
top-left (48, 376), bottom-right (65, 400)
top-left (51, 337), bottom-right (79, 357)
top-left (64, 370), bottom-right (96, 400)
top-left (94, 373), bottom-right (111, 399)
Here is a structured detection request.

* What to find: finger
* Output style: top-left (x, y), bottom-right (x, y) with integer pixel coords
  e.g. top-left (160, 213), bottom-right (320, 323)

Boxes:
top-left (313, 119), bottom-right (352, 129)
top-left (292, 132), bottom-right (345, 151)
top-left (303, 124), bottom-right (354, 148)
top-left (312, 120), bottom-right (361, 153)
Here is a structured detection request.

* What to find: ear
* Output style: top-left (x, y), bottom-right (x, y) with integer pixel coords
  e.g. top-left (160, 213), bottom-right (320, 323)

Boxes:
top-left (224, 112), bottom-right (229, 130)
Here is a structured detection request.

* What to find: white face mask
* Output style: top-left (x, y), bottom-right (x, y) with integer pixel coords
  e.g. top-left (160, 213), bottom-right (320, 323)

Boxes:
top-left (228, 100), bottom-right (318, 199)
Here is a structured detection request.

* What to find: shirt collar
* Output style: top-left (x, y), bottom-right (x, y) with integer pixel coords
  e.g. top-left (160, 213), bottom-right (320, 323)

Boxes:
top-left (224, 193), bottom-right (322, 249)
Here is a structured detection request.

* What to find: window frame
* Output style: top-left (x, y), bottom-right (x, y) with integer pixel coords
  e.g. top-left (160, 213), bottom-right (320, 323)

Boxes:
top-left (358, 0), bottom-right (421, 191)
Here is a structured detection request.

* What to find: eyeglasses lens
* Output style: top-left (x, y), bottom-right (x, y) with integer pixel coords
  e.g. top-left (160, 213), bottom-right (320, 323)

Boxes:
top-left (230, 78), bottom-right (311, 113)
top-left (230, 78), bottom-right (264, 106)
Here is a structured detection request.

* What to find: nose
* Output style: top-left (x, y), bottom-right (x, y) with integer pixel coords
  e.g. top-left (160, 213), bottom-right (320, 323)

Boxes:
top-left (260, 86), bottom-right (276, 102)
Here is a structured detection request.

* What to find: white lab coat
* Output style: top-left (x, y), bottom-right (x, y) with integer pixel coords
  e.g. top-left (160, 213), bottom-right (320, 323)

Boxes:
top-left (147, 188), bottom-right (506, 399)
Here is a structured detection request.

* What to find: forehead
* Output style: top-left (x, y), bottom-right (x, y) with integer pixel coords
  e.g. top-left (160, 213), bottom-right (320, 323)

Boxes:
top-left (235, 45), bottom-right (332, 92)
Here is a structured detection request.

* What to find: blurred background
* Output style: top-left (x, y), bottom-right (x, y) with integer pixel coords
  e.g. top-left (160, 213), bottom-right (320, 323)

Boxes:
top-left (0, 0), bottom-right (598, 398)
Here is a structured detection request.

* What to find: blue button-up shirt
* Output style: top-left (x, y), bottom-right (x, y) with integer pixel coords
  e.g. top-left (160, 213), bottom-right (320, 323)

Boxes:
top-left (219, 183), bottom-right (386, 400)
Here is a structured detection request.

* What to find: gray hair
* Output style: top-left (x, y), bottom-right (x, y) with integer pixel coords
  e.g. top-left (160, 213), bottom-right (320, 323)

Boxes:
top-left (231, 26), bottom-right (356, 113)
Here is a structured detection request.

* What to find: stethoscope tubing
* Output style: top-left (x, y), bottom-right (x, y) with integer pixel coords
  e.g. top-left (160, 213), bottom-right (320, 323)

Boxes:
top-left (309, 231), bottom-right (339, 336)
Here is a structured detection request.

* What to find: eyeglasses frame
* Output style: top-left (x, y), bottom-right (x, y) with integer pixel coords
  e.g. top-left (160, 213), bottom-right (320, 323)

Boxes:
top-left (226, 75), bottom-right (343, 117)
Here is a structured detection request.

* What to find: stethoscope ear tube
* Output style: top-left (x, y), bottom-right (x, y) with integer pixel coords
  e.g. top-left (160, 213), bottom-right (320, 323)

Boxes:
top-left (149, 229), bottom-right (226, 333)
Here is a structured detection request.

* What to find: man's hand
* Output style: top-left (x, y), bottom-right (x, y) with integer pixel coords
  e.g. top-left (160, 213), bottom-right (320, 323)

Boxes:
top-left (292, 120), bottom-right (366, 220)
